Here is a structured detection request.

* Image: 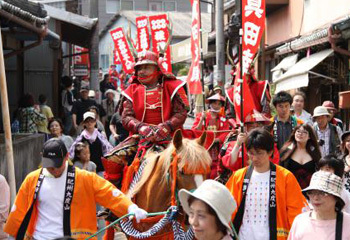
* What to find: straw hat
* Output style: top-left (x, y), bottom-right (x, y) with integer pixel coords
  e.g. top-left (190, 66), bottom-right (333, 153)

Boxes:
top-left (312, 106), bottom-right (330, 118)
top-left (206, 93), bottom-right (225, 103)
top-left (179, 180), bottom-right (237, 235)
top-left (303, 171), bottom-right (345, 206)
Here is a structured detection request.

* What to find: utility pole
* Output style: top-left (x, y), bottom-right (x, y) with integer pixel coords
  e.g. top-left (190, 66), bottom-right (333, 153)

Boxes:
top-left (215, 0), bottom-right (225, 86)
top-left (0, 27), bottom-right (16, 204)
top-left (89, 0), bottom-right (99, 101)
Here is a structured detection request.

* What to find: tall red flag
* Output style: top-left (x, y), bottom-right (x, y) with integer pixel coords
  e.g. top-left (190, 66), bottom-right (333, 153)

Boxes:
top-left (241, 0), bottom-right (266, 77)
top-left (149, 14), bottom-right (172, 72)
top-left (186, 0), bottom-right (202, 94)
top-left (136, 16), bottom-right (150, 52)
top-left (110, 27), bottom-right (135, 74)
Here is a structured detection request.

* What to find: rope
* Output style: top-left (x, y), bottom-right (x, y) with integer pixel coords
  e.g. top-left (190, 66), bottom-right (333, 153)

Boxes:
top-left (85, 210), bottom-right (168, 240)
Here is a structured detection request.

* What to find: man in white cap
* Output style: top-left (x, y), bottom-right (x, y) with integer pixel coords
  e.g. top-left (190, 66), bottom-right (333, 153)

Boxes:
top-left (312, 106), bottom-right (342, 157)
top-left (4, 138), bottom-right (147, 239)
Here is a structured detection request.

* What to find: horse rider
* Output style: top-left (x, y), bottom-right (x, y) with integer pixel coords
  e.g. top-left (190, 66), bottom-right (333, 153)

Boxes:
top-left (118, 50), bottom-right (189, 147)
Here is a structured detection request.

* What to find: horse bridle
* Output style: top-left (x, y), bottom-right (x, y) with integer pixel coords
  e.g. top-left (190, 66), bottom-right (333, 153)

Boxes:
top-left (167, 150), bottom-right (210, 206)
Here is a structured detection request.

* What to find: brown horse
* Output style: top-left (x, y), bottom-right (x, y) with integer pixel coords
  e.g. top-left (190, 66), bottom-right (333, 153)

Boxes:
top-left (124, 129), bottom-right (212, 239)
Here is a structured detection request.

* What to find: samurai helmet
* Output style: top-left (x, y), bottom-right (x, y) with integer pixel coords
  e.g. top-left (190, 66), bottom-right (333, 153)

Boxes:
top-left (134, 51), bottom-right (159, 69)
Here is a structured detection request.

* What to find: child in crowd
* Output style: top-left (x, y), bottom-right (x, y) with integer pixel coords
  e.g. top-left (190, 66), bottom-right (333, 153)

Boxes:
top-left (73, 142), bottom-right (96, 172)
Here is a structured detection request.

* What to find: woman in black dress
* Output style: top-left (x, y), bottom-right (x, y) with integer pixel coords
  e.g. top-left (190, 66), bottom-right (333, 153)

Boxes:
top-left (279, 124), bottom-right (321, 189)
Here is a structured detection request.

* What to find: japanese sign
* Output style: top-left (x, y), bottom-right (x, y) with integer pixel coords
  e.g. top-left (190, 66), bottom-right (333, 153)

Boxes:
top-left (233, 0), bottom-right (265, 122)
top-left (73, 46), bottom-right (89, 76)
top-left (186, 0), bottom-right (202, 94)
top-left (242, 0), bottom-right (265, 76)
top-left (110, 27), bottom-right (135, 74)
top-left (136, 16), bottom-right (150, 52)
top-left (149, 14), bottom-right (172, 72)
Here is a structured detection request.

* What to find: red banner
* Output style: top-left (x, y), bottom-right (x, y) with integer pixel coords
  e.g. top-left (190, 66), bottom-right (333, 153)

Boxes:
top-left (233, 65), bottom-right (257, 123)
top-left (136, 16), bottom-right (150, 52)
top-left (186, 0), bottom-right (202, 94)
top-left (242, 0), bottom-right (265, 76)
top-left (110, 27), bottom-right (135, 74)
top-left (149, 14), bottom-right (172, 72)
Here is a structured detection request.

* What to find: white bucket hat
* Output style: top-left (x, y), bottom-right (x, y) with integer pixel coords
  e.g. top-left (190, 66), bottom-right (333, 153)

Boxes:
top-left (313, 106), bottom-right (330, 118)
top-left (179, 180), bottom-right (237, 235)
top-left (303, 171), bottom-right (345, 206)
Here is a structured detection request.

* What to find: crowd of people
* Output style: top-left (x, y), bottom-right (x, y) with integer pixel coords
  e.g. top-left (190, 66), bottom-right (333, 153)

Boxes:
top-left (1, 49), bottom-right (350, 240)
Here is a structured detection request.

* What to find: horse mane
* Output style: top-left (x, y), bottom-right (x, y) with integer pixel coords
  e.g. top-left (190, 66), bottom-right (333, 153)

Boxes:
top-left (127, 151), bottom-right (159, 198)
top-left (161, 138), bottom-right (212, 179)
top-left (128, 138), bottom-right (212, 198)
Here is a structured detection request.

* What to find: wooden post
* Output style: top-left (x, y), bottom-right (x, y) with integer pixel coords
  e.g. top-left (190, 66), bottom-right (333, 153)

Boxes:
top-left (0, 27), bottom-right (16, 204)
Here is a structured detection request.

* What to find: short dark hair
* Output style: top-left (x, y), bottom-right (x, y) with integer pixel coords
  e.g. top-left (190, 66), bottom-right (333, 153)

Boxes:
top-left (293, 91), bottom-right (306, 101)
top-left (245, 129), bottom-right (274, 152)
top-left (88, 105), bottom-right (99, 116)
top-left (188, 196), bottom-right (227, 236)
top-left (318, 155), bottom-right (345, 178)
top-left (62, 76), bottom-right (73, 88)
top-left (19, 93), bottom-right (35, 108)
top-left (272, 91), bottom-right (293, 107)
top-left (38, 94), bottom-right (47, 104)
top-left (47, 118), bottom-right (64, 132)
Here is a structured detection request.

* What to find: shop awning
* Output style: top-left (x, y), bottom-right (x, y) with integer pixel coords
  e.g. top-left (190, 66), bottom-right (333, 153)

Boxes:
top-left (271, 54), bottom-right (298, 82)
top-left (274, 49), bottom-right (335, 93)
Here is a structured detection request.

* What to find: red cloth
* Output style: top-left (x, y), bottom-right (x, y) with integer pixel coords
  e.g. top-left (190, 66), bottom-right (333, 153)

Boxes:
top-left (192, 111), bottom-right (231, 179)
top-left (122, 78), bottom-right (189, 124)
top-left (109, 69), bottom-right (119, 89)
top-left (143, 87), bottom-right (163, 125)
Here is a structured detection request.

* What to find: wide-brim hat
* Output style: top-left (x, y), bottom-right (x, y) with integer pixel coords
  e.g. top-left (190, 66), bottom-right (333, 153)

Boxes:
top-left (312, 106), bottom-right (331, 118)
top-left (322, 100), bottom-right (337, 112)
top-left (179, 180), bottom-right (237, 235)
top-left (341, 131), bottom-right (350, 142)
top-left (206, 93), bottom-right (225, 103)
top-left (302, 171), bottom-right (345, 206)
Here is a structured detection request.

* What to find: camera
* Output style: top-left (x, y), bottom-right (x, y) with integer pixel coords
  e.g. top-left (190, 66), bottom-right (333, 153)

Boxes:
top-left (318, 139), bottom-right (325, 146)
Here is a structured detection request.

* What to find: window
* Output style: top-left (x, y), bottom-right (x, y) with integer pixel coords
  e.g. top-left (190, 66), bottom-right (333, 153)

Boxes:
top-left (163, 2), bottom-right (176, 11)
top-left (101, 54), bottom-right (110, 70)
top-left (149, 2), bottom-right (162, 11)
top-left (121, 0), bottom-right (134, 10)
top-left (106, 0), bottom-right (119, 14)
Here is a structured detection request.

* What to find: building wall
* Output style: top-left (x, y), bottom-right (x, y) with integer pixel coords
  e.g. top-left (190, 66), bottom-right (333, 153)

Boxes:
top-left (82, 0), bottom-right (209, 39)
top-left (266, 0), bottom-right (350, 46)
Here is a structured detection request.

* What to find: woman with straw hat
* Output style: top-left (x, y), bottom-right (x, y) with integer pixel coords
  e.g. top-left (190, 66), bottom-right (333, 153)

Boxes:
top-left (288, 171), bottom-right (350, 239)
top-left (179, 180), bottom-right (237, 240)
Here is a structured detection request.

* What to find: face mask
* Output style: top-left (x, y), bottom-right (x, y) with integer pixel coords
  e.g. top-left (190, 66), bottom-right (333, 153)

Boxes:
top-left (210, 105), bottom-right (221, 113)
top-left (138, 70), bottom-right (160, 81)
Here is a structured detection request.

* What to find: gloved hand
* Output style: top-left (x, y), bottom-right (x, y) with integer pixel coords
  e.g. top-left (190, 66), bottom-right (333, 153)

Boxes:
top-left (154, 124), bottom-right (170, 142)
top-left (139, 125), bottom-right (155, 141)
top-left (128, 204), bottom-right (148, 223)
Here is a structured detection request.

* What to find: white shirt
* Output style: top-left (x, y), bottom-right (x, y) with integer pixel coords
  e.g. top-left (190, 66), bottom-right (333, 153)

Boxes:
top-left (33, 164), bottom-right (67, 240)
top-left (239, 170), bottom-right (270, 240)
